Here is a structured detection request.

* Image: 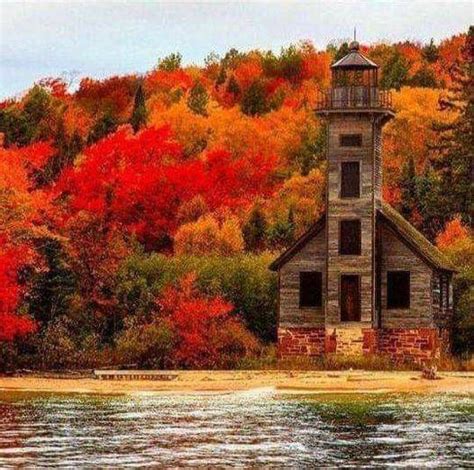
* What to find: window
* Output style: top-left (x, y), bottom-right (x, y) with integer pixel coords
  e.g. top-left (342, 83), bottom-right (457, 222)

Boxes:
top-left (339, 220), bottom-right (361, 255)
top-left (340, 134), bottom-right (362, 147)
top-left (299, 272), bottom-right (322, 308)
top-left (387, 271), bottom-right (410, 309)
top-left (341, 161), bottom-right (360, 198)
top-left (440, 274), bottom-right (449, 309)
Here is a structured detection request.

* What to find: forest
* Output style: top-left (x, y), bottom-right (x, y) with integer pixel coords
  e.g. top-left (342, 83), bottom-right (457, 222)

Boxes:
top-left (0, 28), bottom-right (472, 370)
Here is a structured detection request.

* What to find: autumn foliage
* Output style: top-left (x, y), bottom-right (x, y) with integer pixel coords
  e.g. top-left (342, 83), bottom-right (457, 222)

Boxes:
top-left (0, 30), bottom-right (472, 367)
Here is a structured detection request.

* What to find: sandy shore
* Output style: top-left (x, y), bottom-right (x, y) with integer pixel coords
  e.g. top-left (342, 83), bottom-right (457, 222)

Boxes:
top-left (0, 370), bottom-right (472, 396)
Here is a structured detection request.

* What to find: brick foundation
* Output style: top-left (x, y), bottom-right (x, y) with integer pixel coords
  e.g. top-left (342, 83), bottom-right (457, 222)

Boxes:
top-left (278, 326), bottom-right (449, 364)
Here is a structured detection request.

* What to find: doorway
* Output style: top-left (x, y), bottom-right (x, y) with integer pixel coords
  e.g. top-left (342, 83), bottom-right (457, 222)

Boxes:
top-left (341, 275), bottom-right (361, 321)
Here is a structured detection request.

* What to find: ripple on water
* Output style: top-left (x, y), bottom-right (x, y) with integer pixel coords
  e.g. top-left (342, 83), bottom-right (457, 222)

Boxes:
top-left (0, 392), bottom-right (472, 467)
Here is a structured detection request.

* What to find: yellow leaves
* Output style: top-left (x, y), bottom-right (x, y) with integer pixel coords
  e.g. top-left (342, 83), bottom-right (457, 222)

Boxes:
top-left (174, 214), bottom-right (244, 256)
top-left (383, 87), bottom-right (458, 189)
top-left (266, 167), bottom-right (326, 236)
top-left (148, 100), bottom-right (210, 156)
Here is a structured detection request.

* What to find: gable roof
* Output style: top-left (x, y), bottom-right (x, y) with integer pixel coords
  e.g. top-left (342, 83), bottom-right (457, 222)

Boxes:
top-left (269, 214), bottom-right (326, 271)
top-left (379, 202), bottom-right (456, 272)
top-left (269, 204), bottom-right (456, 273)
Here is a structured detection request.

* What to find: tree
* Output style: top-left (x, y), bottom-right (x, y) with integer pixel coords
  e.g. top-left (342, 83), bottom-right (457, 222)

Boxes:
top-left (241, 80), bottom-right (268, 116)
top-left (129, 82), bottom-right (147, 131)
top-left (187, 81), bottom-right (209, 116)
top-left (423, 38), bottom-right (439, 63)
top-left (174, 215), bottom-right (244, 255)
top-left (226, 75), bottom-right (241, 96)
top-left (159, 274), bottom-right (259, 368)
top-left (158, 52), bottom-right (182, 71)
top-left (430, 26), bottom-right (473, 228)
top-left (399, 154), bottom-right (418, 221)
top-left (87, 110), bottom-right (118, 144)
top-left (436, 218), bottom-right (474, 356)
top-left (243, 206), bottom-right (267, 251)
top-left (381, 50), bottom-right (409, 90)
top-left (215, 67), bottom-right (227, 89)
top-left (0, 243), bottom-right (37, 343)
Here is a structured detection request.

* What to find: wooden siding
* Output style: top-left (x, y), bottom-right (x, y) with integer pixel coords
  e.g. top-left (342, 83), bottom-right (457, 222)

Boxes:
top-left (326, 114), bottom-right (378, 326)
top-left (380, 223), bottom-right (433, 328)
top-left (279, 229), bottom-right (326, 327)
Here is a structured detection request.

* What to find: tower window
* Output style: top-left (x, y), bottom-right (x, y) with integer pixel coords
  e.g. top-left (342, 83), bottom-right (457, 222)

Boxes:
top-left (340, 134), bottom-right (362, 147)
top-left (299, 272), bottom-right (322, 308)
top-left (341, 161), bottom-right (360, 198)
top-left (339, 220), bottom-right (361, 255)
top-left (387, 271), bottom-right (410, 309)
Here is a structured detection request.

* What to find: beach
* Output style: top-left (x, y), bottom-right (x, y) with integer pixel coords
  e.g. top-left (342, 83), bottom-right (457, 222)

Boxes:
top-left (0, 370), bottom-right (472, 396)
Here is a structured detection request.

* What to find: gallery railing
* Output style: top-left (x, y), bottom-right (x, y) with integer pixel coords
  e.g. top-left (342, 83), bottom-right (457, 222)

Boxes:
top-left (316, 87), bottom-right (393, 110)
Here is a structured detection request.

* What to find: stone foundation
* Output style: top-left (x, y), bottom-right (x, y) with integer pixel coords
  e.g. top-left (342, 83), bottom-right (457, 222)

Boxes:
top-left (378, 328), bottom-right (448, 363)
top-left (278, 327), bottom-right (449, 364)
top-left (278, 327), bottom-right (326, 358)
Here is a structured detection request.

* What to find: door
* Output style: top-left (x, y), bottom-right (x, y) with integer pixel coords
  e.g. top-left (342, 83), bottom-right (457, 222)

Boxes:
top-left (341, 275), bottom-right (361, 322)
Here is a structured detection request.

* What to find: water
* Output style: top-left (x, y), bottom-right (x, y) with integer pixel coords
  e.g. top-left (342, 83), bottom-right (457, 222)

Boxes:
top-left (0, 390), bottom-right (472, 468)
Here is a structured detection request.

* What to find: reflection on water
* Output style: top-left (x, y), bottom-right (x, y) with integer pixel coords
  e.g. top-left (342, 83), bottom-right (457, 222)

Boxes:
top-left (0, 389), bottom-right (472, 468)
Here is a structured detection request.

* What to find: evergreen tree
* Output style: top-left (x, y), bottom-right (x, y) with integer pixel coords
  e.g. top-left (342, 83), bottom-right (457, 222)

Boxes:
top-left (409, 65), bottom-right (438, 88)
top-left (87, 110), bottom-right (118, 145)
top-left (381, 50), bottom-right (409, 90)
top-left (334, 42), bottom-right (350, 61)
top-left (130, 83), bottom-right (147, 132)
top-left (226, 75), bottom-right (241, 97)
top-left (241, 80), bottom-right (268, 116)
top-left (399, 155), bottom-right (418, 221)
top-left (28, 239), bottom-right (77, 325)
top-left (187, 81), bottom-right (209, 116)
top-left (268, 208), bottom-right (296, 249)
top-left (430, 26), bottom-right (473, 227)
top-left (215, 67), bottom-right (227, 89)
top-left (243, 207), bottom-right (267, 251)
top-left (157, 52), bottom-right (182, 71)
top-left (422, 38), bottom-right (439, 63)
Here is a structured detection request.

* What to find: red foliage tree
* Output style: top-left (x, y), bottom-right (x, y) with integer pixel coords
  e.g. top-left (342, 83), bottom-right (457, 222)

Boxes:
top-left (0, 240), bottom-right (37, 342)
top-left (55, 125), bottom-right (277, 249)
top-left (158, 274), bottom-right (259, 368)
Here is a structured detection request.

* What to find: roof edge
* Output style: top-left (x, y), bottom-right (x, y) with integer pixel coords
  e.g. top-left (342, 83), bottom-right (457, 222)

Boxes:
top-left (269, 214), bottom-right (326, 271)
top-left (378, 203), bottom-right (457, 273)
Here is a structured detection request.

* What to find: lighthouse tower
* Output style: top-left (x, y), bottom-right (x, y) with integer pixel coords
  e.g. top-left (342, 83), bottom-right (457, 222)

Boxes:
top-left (316, 40), bottom-right (394, 333)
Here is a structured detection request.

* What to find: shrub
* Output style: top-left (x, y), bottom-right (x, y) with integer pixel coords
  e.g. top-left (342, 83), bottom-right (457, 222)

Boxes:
top-left (115, 253), bottom-right (278, 343)
top-left (115, 318), bottom-right (175, 369)
top-left (160, 274), bottom-right (261, 369)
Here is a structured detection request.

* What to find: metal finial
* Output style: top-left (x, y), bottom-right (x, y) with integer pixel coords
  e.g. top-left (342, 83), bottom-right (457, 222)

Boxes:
top-left (354, 27), bottom-right (356, 42)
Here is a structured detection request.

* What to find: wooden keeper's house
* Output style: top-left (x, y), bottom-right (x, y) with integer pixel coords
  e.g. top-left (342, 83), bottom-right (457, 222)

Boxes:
top-left (270, 41), bottom-right (456, 363)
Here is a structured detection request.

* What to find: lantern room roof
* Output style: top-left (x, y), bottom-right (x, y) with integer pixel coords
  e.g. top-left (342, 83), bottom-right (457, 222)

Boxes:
top-left (331, 41), bottom-right (378, 70)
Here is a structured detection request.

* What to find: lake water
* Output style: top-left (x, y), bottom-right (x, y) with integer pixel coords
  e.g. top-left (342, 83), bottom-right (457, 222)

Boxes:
top-left (0, 390), bottom-right (472, 468)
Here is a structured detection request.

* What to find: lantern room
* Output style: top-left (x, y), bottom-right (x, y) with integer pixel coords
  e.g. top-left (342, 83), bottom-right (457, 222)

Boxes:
top-left (317, 41), bottom-right (392, 110)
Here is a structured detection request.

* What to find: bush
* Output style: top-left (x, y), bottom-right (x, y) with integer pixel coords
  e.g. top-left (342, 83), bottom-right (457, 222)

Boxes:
top-left (115, 253), bottom-right (278, 343)
top-left (115, 318), bottom-right (175, 369)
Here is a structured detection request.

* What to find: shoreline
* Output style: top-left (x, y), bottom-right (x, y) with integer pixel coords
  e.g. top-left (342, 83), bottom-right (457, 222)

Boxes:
top-left (0, 370), bottom-right (472, 396)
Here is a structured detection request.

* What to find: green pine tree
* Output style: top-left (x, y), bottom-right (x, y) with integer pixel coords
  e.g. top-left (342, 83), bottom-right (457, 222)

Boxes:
top-left (430, 26), bottom-right (473, 227)
top-left (241, 80), bottom-right (269, 116)
top-left (226, 75), bottom-right (241, 97)
top-left (187, 81), bottom-right (209, 116)
top-left (243, 207), bottom-right (268, 251)
top-left (381, 50), bottom-right (409, 90)
top-left (400, 155), bottom-right (418, 221)
top-left (130, 83), bottom-right (147, 132)
top-left (215, 67), bottom-right (227, 89)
